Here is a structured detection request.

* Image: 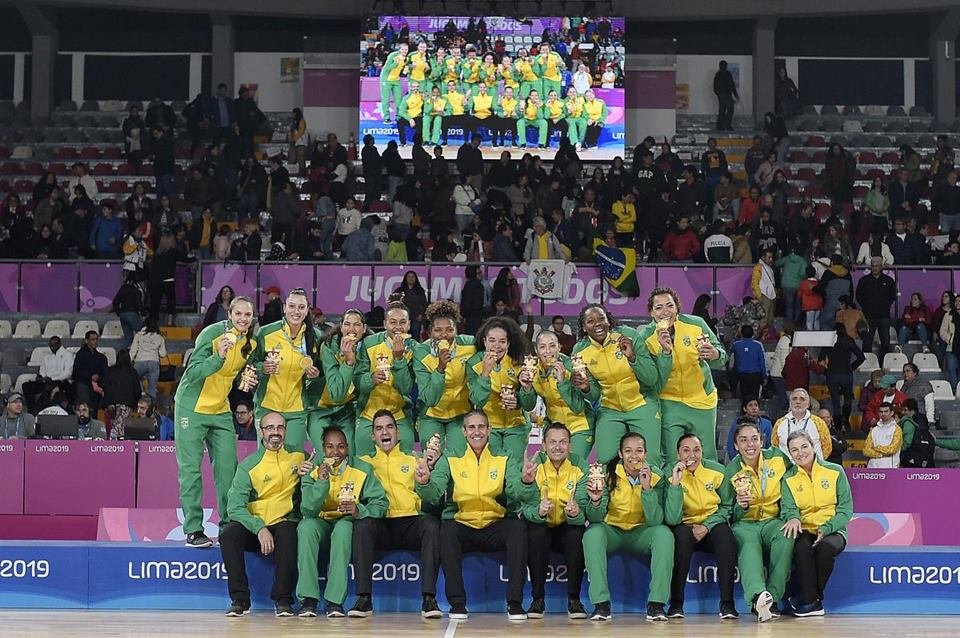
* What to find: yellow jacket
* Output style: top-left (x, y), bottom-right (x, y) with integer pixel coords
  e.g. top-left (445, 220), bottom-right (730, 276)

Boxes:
top-left (724, 448), bottom-right (792, 522)
top-left (301, 459), bottom-right (388, 521)
top-left (226, 445), bottom-right (305, 533)
top-left (359, 447), bottom-right (421, 519)
top-left (355, 332), bottom-right (415, 422)
top-left (573, 325), bottom-right (661, 412)
top-left (664, 459), bottom-right (731, 528)
top-left (467, 352), bottom-right (534, 428)
top-left (781, 459), bottom-right (853, 537)
top-left (611, 200), bottom-right (636, 233)
top-left (517, 354), bottom-right (590, 434)
top-left (521, 452), bottom-right (588, 527)
top-left (640, 315), bottom-right (727, 409)
top-left (585, 463), bottom-right (666, 531)
top-left (471, 92), bottom-right (493, 119)
top-left (412, 336), bottom-right (477, 421)
top-left (253, 320), bottom-right (323, 414)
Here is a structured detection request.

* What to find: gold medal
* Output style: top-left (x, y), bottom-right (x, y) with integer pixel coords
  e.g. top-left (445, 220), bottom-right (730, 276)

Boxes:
top-left (299, 356), bottom-right (314, 370)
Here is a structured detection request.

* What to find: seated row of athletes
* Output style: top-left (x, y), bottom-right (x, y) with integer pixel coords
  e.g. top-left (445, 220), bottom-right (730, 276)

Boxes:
top-left (176, 287), bottom-right (852, 623)
top-left (380, 41), bottom-right (609, 149)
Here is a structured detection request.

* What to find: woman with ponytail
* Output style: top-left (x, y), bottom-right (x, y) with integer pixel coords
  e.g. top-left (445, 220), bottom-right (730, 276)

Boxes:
top-left (354, 294), bottom-right (416, 457)
top-left (251, 288), bottom-right (324, 450)
top-left (413, 300), bottom-right (477, 456)
top-left (174, 295), bottom-right (259, 548)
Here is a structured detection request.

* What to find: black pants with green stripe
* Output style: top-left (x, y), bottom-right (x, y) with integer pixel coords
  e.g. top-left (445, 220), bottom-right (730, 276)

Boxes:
top-left (440, 518), bottom-right (527, 607)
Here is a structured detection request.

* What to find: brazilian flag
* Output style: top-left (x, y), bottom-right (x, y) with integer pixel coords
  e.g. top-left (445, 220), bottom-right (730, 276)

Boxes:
top-left (593, 239), bottom-right (640, 297)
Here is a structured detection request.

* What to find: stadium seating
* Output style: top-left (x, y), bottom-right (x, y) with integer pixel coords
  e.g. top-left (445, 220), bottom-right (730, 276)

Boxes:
top-left (13, 320), bottom-right (41, 339)
top-left (71, 320), bottom-right (100, 338)
top-left (912, 352), bottom-right (941, 373)
top-left (882, 352), bottom-right (909, 372)
top-left (859, 352), bottom-right (880, 372)
top-left (101, 320), bottom-right (123, 340)
top-left (41, 319), bottom-right (70, 339)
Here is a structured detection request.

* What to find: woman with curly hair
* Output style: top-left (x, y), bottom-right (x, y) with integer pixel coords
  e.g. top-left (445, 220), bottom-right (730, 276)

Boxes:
top-left (413, 300), bottom-right (478, 456)
top-left (570, 304), bottom-right (663, 466)
top-left (466, 316), bottom-right (534, 461)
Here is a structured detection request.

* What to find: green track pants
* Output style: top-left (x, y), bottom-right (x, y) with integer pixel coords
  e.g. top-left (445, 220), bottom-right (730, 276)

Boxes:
top-left (417, 415), bottom-right (466, 456)
top-left (174, 406), bottom-right (237, 535)
top-left (594, 402), bottom-right (663, 467)
top-left (296, 517), bottom-right (353, 605)
top-left (355, 415), bottom-right (413, 458)
top-left (660, 400), bottom-right (718, 462)
top-left (564, 117), bottom-right (585, 145)
top-left (489, 424), bottom-right (532, 462)
top-left (519, 81), bottom-right (541, 99)
top-left (582, 522), bottom-right (674, 605)
top-left (307, 408), bottom-right (356, 457)
top-left (517, 118), bottom-right (547, 146)
top-left (569, 429), bottom-right (594, 461)
top-left (380, 81), bottom-right (403, 121)
top-left (732, 518), bottom-right (795, 608)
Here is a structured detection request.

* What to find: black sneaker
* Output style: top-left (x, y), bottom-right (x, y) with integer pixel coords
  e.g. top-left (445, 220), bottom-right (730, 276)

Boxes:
top-left (421, 595), bottom-right (442, 619)
top-left (347, 595), bottom-right (373, 618)
top-left (449, 603), bottom-right (469, 620)
top-left (590, 601), bottom-right (611, 621)
top-left (275, 603), bottom-right (294, 617)
top-left (298, 598), bottom-right (318, 617)
top-left (793, 601), bottom-right (825, 617)
top-left (567, 598), bottom-right (587, 620)
top-left (646, 602), bottom-right (668, 621)
top-left (225, 601), bottom-right (249, 617)
top-left (507, 601), bottom-right (527, 621)
top-left (325, 601), bottom-right (345, 618)
top-left (666, 604), bottom-right (685, 619)
top-left (526, 598), bottom-right (545, 619)
top-left (719, 601), bottom-right (740, 619)
top-left (185, 531), bottom-right (213, 548)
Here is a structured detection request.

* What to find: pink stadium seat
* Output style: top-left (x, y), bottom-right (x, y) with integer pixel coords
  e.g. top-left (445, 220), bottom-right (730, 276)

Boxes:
top-left (805, 182), bottom-right (823, 196)
top-left (866, 168), bottom-right (885, 180)
top-left (116, 163), bottom-right (135, 175)
top-left (805, 135), bottom-right (826, 147)
top-left (24, 162), bottom-right (42, 174)
top-left (0, 163), bottom-right (22, 175)
top-left (47, 163), bottom-right (67, 175)
top-left (108, 180), bottom-right (128, 193)
top-left (880, 151), bottom-right (900, 164)
top-left (790, 150), bottom-right (809, 162)
top-left (812, 151), bottom-right (827, 163)
top-left (789, 184), bottom-right (801, 197)
top-left (814, 204), bottom-right (831, 223)
top-left (797, 168), bottom-right (817, 182)
top-left (853, 185), bottom-right (868, 198)
top-left (14, 179), bottom-right (32, 193)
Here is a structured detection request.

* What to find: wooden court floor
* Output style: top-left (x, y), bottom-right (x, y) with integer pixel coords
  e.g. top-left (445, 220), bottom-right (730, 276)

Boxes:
top-left (3, 611), bottom-right (960, 638)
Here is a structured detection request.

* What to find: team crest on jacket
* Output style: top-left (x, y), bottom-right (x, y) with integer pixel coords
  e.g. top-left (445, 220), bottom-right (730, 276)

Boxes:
top-left (682, 336), bottom-right (692, 347)
top-left (532, 266), bottom-right (557, 296)
top-left (460, 471), bottom-right (469, 478)
top-left (489, 469), bottom-right (499, 480)
top-left (401, 465), bottom-right (410, 473)
top-left (566, 481), bottom-right (575, 491)
top-left (820, 479), bottom-right (830, 489)
top-left (705, 482), bottom-right (715, 491)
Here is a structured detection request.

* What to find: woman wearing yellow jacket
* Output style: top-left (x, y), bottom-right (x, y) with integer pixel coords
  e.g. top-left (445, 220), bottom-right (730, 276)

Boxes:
top-left (252, 288), bottom-right (323, 451)
top-left (413, 300), bottom-right (477, 456)
top-left (781, 430), bottom-right (853, 617)
top-left (518, 330), bottom-right (593, 459)
top-left (466, 316), bottom-right (534, 462)
top-left (582, 432), bottom-right (673, 622)
top-left (664, 433), bottom-right (739, 619)
top-left (571, 304), bottom-right (664, 466)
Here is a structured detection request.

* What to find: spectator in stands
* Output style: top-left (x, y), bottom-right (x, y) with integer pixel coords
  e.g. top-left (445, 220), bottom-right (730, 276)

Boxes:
top-left (662, 216), bottom-right (700, 262)
top-left (712, 61), bottom-right (738, 131)
top-left (896, 144), bottom-right (922, 187)
top-left (690, 294), bottom-right (719, 336)
top-left (738, 186), bottom-right (762, 227)
top-left (783, 337), bottom-right (814, 395)
top-left (461, 265), bottom-right (486, 335)
top-left (703, 221), bottom-right (733, 263)
top-left (491, 222), bottom-right (520, 262)
top-left (270, 183), bottom-right (299, 250)
top-left (764, 111), bottom-right (791, 165)
top-left (148, 232), bottom-right (185, 324)
top-left (233, 399), bottom-right (256, 441)
top-left (73, 330), bottom-right (108, 416)
top-left (150, 126), bottom-right (177, 200)
top-left (751, 249), bottom-right (777, 331)
top-left (33, 223), bottom-right (67, 260)
top-left (506, 173), bottom-right (533, 219)
top-left (731, 226), bottom-right (753, 265)
top-left (721, 297), bottom-right (765, 346)
top-left (395, 271), bottom-right (428, 339)
top-left (772, 388), bottom-right (832, 460)
top-left (855, 231), bottom-right (894, 267)
top-left (818, 256), bottom-right (852, 331)
top-left (130, 318), bottom-right (167, 399)
top-left (753, 207), bottom-right (783, 259)
top-left (863, 176), bottom-right (890, 233)
top-left (203, 285), bottom-right (235, 327)
top-left (184, 166), bottom-right (216, 220)
top-left (676, 168), bottom-right (707, 220)
top-left (725, 398), bottom-right (773, 462)
top-left (898, 293), bottom-right (931, 351)
top-left (776, 246), bottom-right (806, 323)
top-left (931, 135), bottom-right (955, 185)
top-left (885, 217), bottom-right (927, 265)
top-left (75, 400), bottom-right (106, 440)
top-left (546, 315), bottom-right (575, 355)
top-left (234, 87), bottom-right (265, 158)
top-left (112, 273), bottom-right (144, 349)
top-left (32, 171), bottom-right (58, 206)
top-left (0, 392), bottom-right (35, 439)
top-left (381, 141), bottom-right (406, 202)
top-left (122, 105), bottom-right (146, 168)
top-left (774, 68), bottom-right (799, 118)
top-left (863, 374), bottom-right (907, 431)
top-left (523, 216), bottom-right (564, 262)
top-left (341, 216), bottom-right (376, 261)
top-left (713, 172), bottom-right (739, 222)
top-left (855, 257), bottom-right (896, 356)
top-left (816, 408), bottom-right (849, 465)
top-left (700, 137), bottom-right (728, 192)
top-left (768, 324), bottom-right (793, 418)
top-left (820, 223), bottom-right (851, 266)
top-left (797, 266), bottom-right (823, 330)
top-left (102, 349), bottom-right (141, 440)
top-left (753, 151), bottom-right (781, 191)
top-left (23, 336), bottom-right (75, 413)
top-left (457, 134), bottom-right (484, 192)
top-left (941, 294), bottom-right (960, 389)
top-left (361, 135), bottom-right (383, 208)
top-left (655, 142), bottom-right (684, 182)
top-left (742, 136), bottom-right (765, 189)
top-left (933, 170), bottom-right (960, 233)
top-left (901, 363), bottom-right (935, 426)
top-left (68, 163), bottom-right (98, 203)
top-left (121, 225), bottom-right (151, 278)
top-left (819, 323), bottom-right (866, 432)
top-left (89, 202), bottom-right (124, 260)
top-left (731, 324), bottom-right (766, 399)
top-left (930, 291), bottom-right (954, 363)
top-left (206, 83), bottom-right (236, 143)
top-left (145, 97), bottom-right (176, 132)
top-left (235, 158), bottom-right (265, 221)
top-left (863, 403), bottom-right (902, 468)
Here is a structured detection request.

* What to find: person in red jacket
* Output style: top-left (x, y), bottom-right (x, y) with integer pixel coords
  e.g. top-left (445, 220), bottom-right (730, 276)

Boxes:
top-left (797, 266), bottom-right (824, 331)
top-left (782, 345), bottom-right (813, 392)
top-left (898, 292), bottom-right (931, 351)
top-left (863, 374), bottom-right (907, 431)
top-left (662, 216), bottom-right (701, 262)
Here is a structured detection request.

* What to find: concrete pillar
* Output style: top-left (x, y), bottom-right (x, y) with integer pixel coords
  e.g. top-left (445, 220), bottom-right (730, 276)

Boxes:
top-left (211, 14), bottom-right (235, 95)
top-left (929, 9), bottom-right (960, 124)
top-left (16, 2), bottom-right (58, 120)
top-left (752, 17), bottom-right (777, 126)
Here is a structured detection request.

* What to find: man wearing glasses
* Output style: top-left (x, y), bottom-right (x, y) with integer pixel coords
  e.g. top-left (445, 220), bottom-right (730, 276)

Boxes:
top-left (233, 400), bottom-right (256, 441)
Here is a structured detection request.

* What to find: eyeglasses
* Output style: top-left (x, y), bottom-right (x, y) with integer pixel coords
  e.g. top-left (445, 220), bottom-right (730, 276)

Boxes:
top-left (234, 410), bottom-right (250, 416)
top-left (261, 424), bottom-right (286, 432)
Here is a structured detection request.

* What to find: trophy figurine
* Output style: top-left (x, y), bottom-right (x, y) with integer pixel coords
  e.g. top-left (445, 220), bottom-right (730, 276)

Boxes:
top-left (426, 432), bottom-right (442, 457)
top-left (523, 354), bottom-right (539, 376)
top-left (732, 473), bottom-right (754, 499)
top-left (499, 383), bottom-right (516, 410)
top-left (376, 352), bottom-right (392, 381)
top-left (265, 345), bottom-right (282, 373)
top-left (238, 364), bottom-right (258, 392)
top-left (588, 463), bottom-right (606, 492)
top-left (338, 481), bottom-right (356, 503)
top-left (437, 339), bottom-right (451, 352)
top-left (571, 354), bottom-right (587, 376)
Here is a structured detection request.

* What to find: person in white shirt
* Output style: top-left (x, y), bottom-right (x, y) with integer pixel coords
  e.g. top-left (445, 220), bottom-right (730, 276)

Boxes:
top-left (855, 232), bottom-right (895, 266)
top-left (768, 326), bottom-right (793, 418)
top-left (336, 197), bottom-right (362, 241)
top-left (572, 63), bottom-right (593, 95)
top-left (772, 388), bottom-right (832, 461)
top-left (600, 68), bottom-right (616, 89)
top-left (22, 336), bottom-right (75, 412)
top-left (67, 163), bottom-right (98, 203)
top-left (863, 404), bottom-right (903, 468)
top-left (130, 318), bottom-right (168, 398)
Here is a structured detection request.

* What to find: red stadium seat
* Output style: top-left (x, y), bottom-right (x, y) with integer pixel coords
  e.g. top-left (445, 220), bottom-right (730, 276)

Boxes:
top-left (24, 162), bottom-right (42, 174)
top-left (108, 180), bottom-right (128, 193)
top-left (0, 179), bottom-right (9, 192)
top-left (14, 179), bottom-right (32, 193)
top-left (880, 152), bottom-right (900, 164)
top-left (57, 147), bottom-right (79, 160)
top-left (80, 147), bottom-right (101, 160)
top-left (789, 184), bottom-right (802, 197)
top-left (858, 151), bottom-right (878, 164)
top-left (102, 147), bottom-right (122, 159)
top-left (174, 146), bottom-right (191, 160)
top-left (93, 163), bottom-right (114, 176)
top-left (47, 163), bottom-right (67, 175)
top-left (866, 168), bottom-right (885, 180)
top-left (812, 151), bottom-right (827, 163)
top-left (116, 163), bottom-right (136, 175)
top-left (805, 182), bottom-right (824, 197)
top-left (139, 163), bottom-right (153, 176)
top-left (805, 135), bottom-right (826, 147)
top-left (789, 150), bottom-right (810, 162)
top-left (797, 168), bottom-right (817, 182)
top-left (814, 204), bottom-right (831, 223)
top-left (0, 163), bottom-right (22, 175)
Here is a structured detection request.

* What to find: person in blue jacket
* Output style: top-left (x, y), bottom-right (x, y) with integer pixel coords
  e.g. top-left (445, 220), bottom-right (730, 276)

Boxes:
top-left (724, 396), bottom-right (773, 461)
top-left (89, 201), bottom-right (124, 259)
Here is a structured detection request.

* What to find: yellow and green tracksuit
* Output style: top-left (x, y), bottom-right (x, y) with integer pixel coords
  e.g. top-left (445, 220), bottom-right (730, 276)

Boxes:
top-left (724, 448), bottom-right (794, 608)
top-left (479, 62), bottom-right (499, 101)
top-left (397, 90), bottom-right (424, 145)
top-left (664, 459), bottom-right (731, 528)
top-left (466, 352), bottom-right (534, 461)
top-left (359, 447), bottom-right (422, 518)
top-left (495, 95), bottom-right (520, 146)
top-left (520, 452), bottom-right (589, 527)
top-left (583, 464), bottom-right (674, 605)
top-left (543, 98), bottom-right (566, 146)
top-left (296, 459), bottom-right (387, 605)
top-left (517, 100), bottom-right (547, 147)
top-left (380, 50), bottom-right (407, 121)
top-left (442, 90), bottom-right (470, 143)
top-left (573, 325), bottom-right (664, 466)
top-left (407, 51), bottom-right (432, 96)
top-left (175, 321), bottom-right (257, 535)
top-left (781, 459), bottom-right (852, 539)
top-left (252, 320), bottom-right (324, 451)
top-left (226, 444), bottom-right (305, 532)
top-left (498, 64), bottom-right (519, 94)
top-left (412, 335), bottom-right (477, 456)
top-left (423, 94), bottom-right (448, 146)
top-left (437, 56), bottom-right (461, 94)
top-left (583, 97), bottom-right (608, 147)
top-left (517, 354), bottom-right (593, 459)
top-left (515, 57), bottom-right (541, 98)
top-left (470, 91), bottom-right (494, 139)
top-left (354, 332), bottom-right (415, 458)
top-left (639, 315), bottom-right (728, 462)
top-left (307, 336), bottom-right (357, 454)
top-left (461, 57), bottom-right (482, 95)
top-left (564, 95), bottom-right (586, 145)
top-left (536, 52), bottom-right (564, 99)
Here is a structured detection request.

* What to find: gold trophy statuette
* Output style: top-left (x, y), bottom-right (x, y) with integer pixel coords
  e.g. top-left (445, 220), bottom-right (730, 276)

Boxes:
top-left (732, 473), bottom-right (754, 498)
top-left (571, 354), bottom-right (587, 376)
top-left (697, 332), bottom-right (711, 347)
top-left (376, 352), bottom-right (392, 381)
top-left (238, 364), bottom-right (258, 392)
top-left (588, 463), bottom-right (606, 492)
top-left (222, 332), bottom-right (238, 348)
top-left (338, 481), bottom-right (356, 503)
top-left (523, 354), bottom-right (539, 375)
top-left (499, 383), bottom-right (516, 409)
top-left (426, 432), bottom-right (442, 456)
top-left (265, 346), bottom-right (282, 372)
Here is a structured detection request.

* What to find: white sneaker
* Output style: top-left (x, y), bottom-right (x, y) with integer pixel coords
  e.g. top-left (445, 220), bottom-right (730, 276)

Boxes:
top-left (755, 591), bottom-right (774, 623)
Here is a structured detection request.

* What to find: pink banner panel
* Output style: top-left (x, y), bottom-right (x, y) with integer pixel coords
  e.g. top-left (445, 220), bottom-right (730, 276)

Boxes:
top-left (20, 263), bottom-right (76, 312)
top-left (303, 68), bottom-right (361, 108)
top-left (24, 440), bottom-right (135, 515)
top-left (894, 269), bottom-right (952, 316)
top-left (715, 267), bottom-right (753, 315)
top-left (199, 264), bottom-right (258, 310)
top-left (657, 266), bottom-right (714, 314)
top-left (0, 440), bottom-right (24, 514)
top-left (625, 70), bottom-right (677, 110)
top-left (0, 263), bottom-right (17, 311)
top-left (258, 264), bottom-right (316, 309)
top-left (136, 441), bottom-right (258, 509)
top-left (78, 263), bottom-right (124, 313)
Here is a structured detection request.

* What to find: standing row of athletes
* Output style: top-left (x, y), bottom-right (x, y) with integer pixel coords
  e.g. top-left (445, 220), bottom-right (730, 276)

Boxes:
top-left (173, 285), bottom-right (852, 622)
top-left (380, 41), bottom-right (609, 149)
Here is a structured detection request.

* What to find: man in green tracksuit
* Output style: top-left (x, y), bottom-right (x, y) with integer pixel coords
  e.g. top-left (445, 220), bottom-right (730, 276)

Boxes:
top-left (175, 307), bottom-right (257, 549)
top-left (517, 90), bottom-right (548, 149)
top-left (296, 427), bottom-right (388, 618)
top-left (380, 43), bottom-right (409, 124)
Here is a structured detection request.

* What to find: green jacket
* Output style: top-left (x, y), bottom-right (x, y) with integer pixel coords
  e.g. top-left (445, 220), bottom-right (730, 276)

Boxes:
top-left (226, 445), bottom-right (305, 534)
top-left (354, 331), bottom-right (415, 421)
top-left (664, 458), bottom-right (733, 530)
top-left (776, 253), bottom-right (808, 289)
top-left (780, 458), bottom-right (853, 538)
top-left (309, 335), bottom-right (358, 418)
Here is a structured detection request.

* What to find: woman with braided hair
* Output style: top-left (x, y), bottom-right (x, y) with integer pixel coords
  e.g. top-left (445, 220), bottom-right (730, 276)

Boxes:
top-left (412, 300), bottom-right (477, 456)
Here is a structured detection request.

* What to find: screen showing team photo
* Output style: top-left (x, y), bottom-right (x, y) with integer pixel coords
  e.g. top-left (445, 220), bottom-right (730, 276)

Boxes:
top-left (360, 15), bottom-right (626, 160)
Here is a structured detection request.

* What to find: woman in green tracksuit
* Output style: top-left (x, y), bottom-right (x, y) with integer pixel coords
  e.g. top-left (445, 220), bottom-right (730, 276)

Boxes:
top-left (514, 48), bottom-right (541, 99)
top-left (412, 300), bottom-right (477, 456)
top-left (724, 421), bottom-right (794, 622)
top-left (781, 430), bottom-right (853, 617)
top-left (518, 330), bottom-right (594, 459)
top-left (582, 431), bottom-right (673, 622)
top-left (252, 288), bottom-right (324, 451)
top-left (380, 43), bottom-right (409, 123)
top-left (564, 87), bottom-right (586, 148)
top-left (517, 90), bottom-right (548, 149)
top-left (638, 287), bottom-right (727, 462)
top-left (582, 89), bottom-right (609, 149)
top-left (174, 295), bottom-right (258, 548)
top-left (535, 42), bottom-right (565, 100)
top-left (354, 297), bottom-right (415, 458)
top-left (571, 304), bottom-right (664, 466)
top-left (466, 316), bottom-right (534, 462)
top-left (307, 308), bottom-right (368, 454)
